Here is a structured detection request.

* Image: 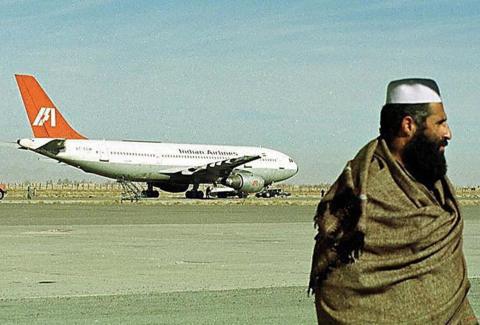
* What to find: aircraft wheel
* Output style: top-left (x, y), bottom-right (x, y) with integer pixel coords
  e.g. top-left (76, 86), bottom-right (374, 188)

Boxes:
top-left (0, 191), bottom-right (4, 200)
top-left (142, 190), bottom-right (159, 198)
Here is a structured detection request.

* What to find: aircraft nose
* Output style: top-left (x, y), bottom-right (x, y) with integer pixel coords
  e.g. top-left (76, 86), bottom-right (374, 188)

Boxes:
top-left (290, 159), bottom-right (298, 176)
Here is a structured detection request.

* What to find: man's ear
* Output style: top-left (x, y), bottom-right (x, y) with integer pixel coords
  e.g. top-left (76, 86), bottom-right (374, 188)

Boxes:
top-left (399, 115), bottom-right (417, 138)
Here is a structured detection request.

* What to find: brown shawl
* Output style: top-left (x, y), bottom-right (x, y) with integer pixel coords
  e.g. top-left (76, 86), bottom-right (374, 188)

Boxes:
top-left (309, 138), bottom-right (476, 324)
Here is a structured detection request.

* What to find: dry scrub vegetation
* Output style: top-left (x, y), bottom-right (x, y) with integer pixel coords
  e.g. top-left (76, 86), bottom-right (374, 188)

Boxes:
top-left (1, 182), bottom-right (479, 206)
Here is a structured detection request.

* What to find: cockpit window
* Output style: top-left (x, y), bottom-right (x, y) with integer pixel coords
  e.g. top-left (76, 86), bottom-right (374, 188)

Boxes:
top-left (289, 158), bottom-right (294, 163)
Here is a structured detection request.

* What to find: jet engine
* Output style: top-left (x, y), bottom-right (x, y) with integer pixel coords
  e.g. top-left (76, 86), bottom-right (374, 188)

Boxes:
top-left (155, 183), bottom-right (189, 193)
top-left (221, 173), bottom-right (265, 193)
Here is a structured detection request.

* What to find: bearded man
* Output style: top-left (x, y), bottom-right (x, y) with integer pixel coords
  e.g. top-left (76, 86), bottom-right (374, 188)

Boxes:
top-left (309, 79), bottom-right (478, 324)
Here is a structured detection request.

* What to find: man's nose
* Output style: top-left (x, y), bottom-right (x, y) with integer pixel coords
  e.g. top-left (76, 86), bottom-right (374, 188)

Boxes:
top-left (444, 124), bottom-right (452, 140)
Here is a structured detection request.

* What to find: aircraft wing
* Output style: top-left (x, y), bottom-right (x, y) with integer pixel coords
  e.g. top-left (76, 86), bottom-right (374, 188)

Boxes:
top-left (179, 155), bottom-right (261, 179)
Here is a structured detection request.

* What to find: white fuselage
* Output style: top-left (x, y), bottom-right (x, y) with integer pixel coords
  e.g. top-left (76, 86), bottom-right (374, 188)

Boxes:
top-left (19, 138), bottom-right (298, 185)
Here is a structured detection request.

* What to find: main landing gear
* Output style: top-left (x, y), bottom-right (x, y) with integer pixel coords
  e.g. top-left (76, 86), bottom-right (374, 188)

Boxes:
top-left (185, 183), bottom-right (204, 199)
top-left (142, 183), bottom-right (160, 198)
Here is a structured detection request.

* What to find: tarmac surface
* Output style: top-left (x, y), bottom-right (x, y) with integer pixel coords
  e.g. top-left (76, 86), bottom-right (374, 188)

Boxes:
top-left (0, 201), bottom-right (478, 324)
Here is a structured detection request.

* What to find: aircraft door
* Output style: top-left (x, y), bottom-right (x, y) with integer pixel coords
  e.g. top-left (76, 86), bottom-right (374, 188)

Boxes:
top-left (99, 140), bottom-right (110, 162)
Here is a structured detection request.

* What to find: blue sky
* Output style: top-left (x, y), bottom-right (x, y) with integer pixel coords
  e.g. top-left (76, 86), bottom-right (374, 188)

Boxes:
top-left (0, 1), bottom-right (479, 185)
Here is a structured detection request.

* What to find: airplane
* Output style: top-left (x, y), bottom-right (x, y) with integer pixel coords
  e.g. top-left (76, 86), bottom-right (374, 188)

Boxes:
top-left (15, 75), bottom-right (298, 199)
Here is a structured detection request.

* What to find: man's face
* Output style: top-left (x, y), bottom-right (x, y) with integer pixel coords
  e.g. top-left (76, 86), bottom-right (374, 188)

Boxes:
top-left (402, 103), bottom-right (452, 187)
top-left (422, 103), bottom-right (452, 152)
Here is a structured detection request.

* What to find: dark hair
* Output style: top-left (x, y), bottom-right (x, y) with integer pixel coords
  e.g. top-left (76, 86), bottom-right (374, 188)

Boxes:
top-left (379, 103), bottom-right (431, 143)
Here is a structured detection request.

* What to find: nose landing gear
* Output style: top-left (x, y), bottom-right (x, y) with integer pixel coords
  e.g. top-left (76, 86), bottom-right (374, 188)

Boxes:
top-left (142, 182), bottom-right (159, 198)
top-left (185, 183), bottom-right (204, 199)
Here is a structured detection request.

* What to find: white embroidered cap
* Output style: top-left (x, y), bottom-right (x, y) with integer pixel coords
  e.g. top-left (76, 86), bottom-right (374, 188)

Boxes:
top-left (386, 78), bottom-right (442, 104)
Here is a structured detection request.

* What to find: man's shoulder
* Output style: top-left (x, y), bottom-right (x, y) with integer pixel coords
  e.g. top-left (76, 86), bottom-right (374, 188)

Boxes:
top-left (369, 155), bottom-right (386, 179)
top-left (367, 155), bottom-right (422, 211)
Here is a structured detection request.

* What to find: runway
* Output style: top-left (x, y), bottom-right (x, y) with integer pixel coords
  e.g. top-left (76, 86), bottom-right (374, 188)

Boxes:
top-left (0, 203), bottom-right (478, 324)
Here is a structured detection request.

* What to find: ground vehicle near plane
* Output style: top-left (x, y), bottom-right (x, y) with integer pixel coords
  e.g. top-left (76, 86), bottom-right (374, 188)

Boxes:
top-left (206, 186), bottom-right (248, 199)
top-left (15, 75), bottom-right (298, 199)
top-left (0, 184), bottom-right (7, 200)
top-left (255, 188), bottom-right (291, 198)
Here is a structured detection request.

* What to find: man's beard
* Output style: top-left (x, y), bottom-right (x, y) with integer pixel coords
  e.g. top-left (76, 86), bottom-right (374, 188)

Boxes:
top-left (403, 131), bottom-right (448, 188)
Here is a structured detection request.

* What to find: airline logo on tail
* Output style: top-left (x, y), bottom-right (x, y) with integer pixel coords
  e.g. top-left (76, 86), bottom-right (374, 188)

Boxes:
top-left (15, 74), bottom-right (86, 139)
top-left (33, 107), bottom-right (56, 127)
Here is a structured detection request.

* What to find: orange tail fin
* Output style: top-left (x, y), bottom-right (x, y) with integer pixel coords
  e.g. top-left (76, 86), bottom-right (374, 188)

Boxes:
top-left (15, 74), bottom-right (86, 139)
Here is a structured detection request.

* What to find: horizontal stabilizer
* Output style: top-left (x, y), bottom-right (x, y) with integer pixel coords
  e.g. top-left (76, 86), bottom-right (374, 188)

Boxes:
top-left (0, 141), bottom-right (18, 149)
top-left (17, 138), bottom-right (65, 155)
